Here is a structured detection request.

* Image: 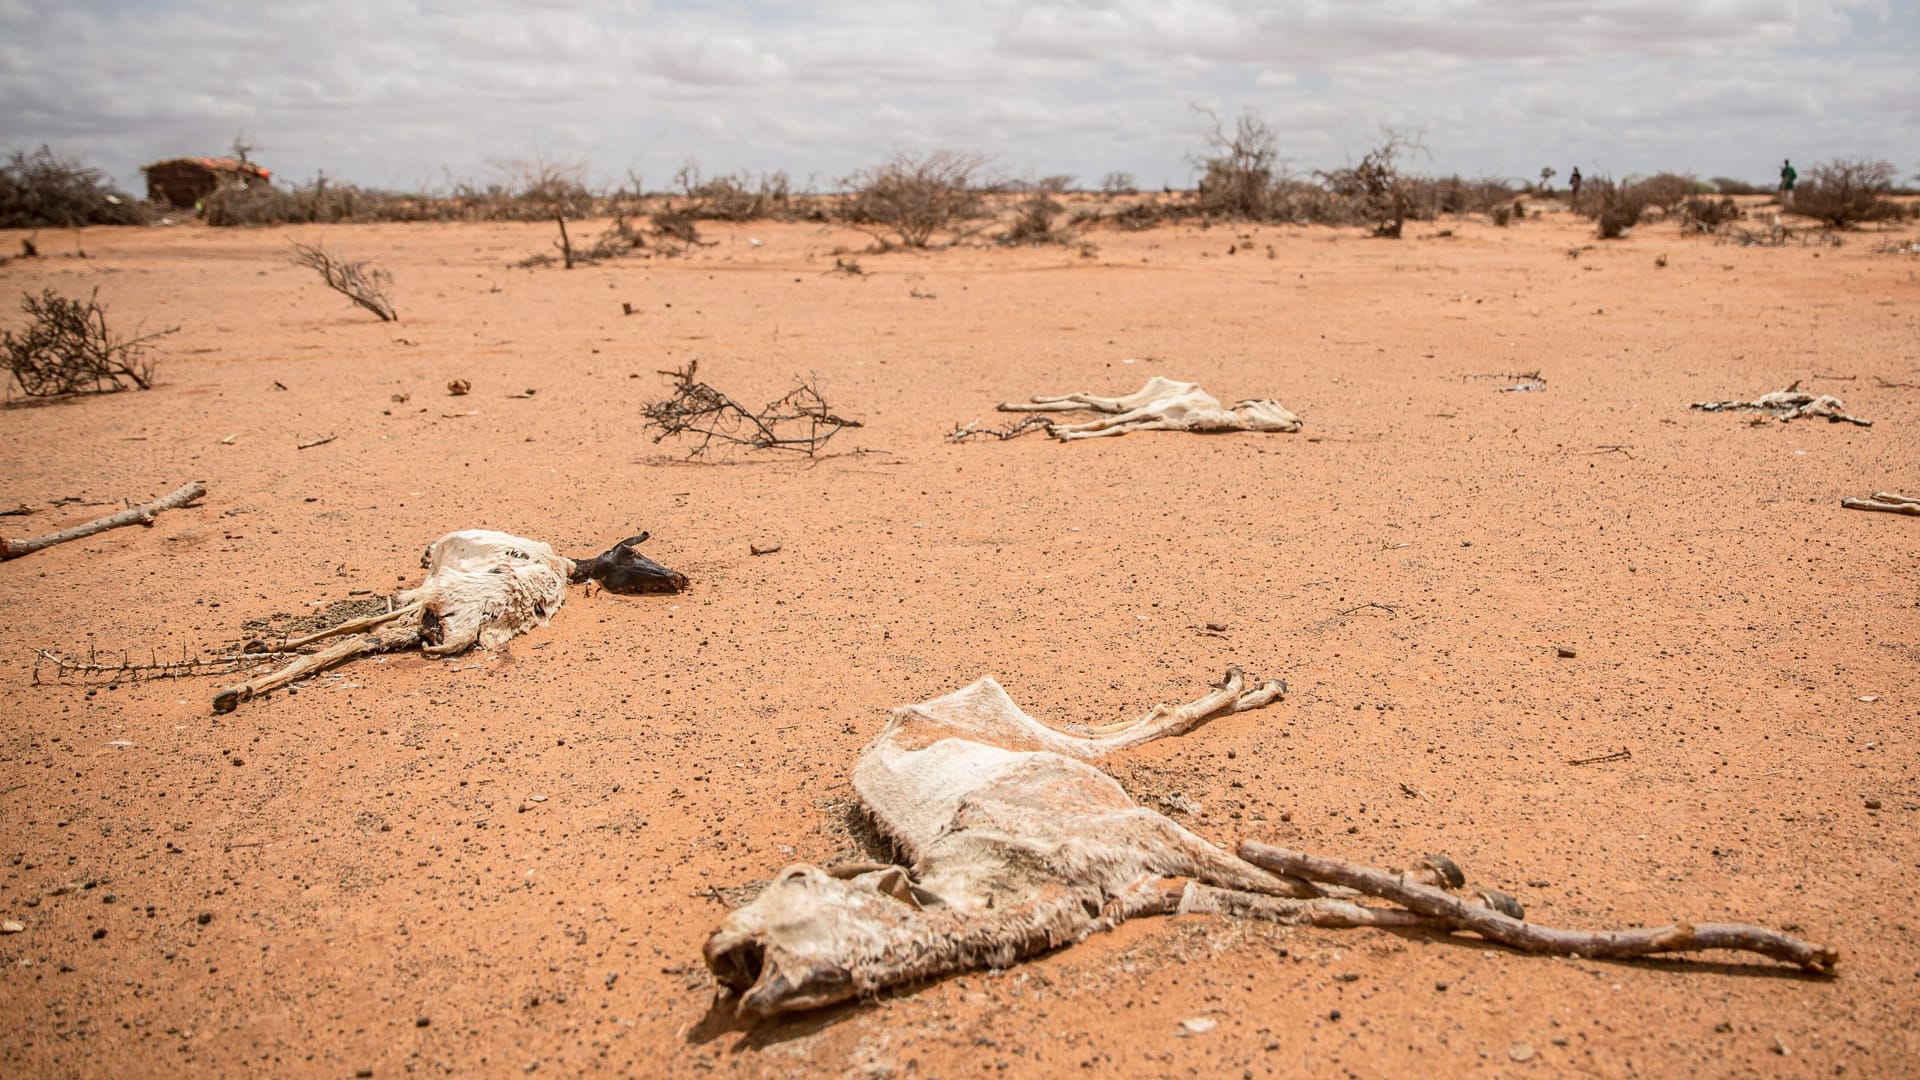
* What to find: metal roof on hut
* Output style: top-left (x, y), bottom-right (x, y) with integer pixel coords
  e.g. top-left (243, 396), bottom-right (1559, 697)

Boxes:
top-left (141, 157), bottom-right (272, 209)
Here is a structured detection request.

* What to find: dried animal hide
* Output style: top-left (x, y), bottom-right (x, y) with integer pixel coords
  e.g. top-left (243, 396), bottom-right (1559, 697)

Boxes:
top-left (212, 529), bottom-right (685, 712)
top-left (993, 376), bottom-right (1303, 439)
top-left (1691, 387), bottom-right (1871, 426)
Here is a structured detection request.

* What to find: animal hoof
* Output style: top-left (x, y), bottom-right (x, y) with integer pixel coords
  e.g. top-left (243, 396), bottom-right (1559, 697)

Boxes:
top-left (1419, 854), bottom-right (1466, 890)
top-left (1477, 888), bottom-right (1525, 921)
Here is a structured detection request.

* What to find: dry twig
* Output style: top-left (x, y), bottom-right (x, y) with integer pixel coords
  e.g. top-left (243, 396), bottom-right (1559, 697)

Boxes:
top-left (641, 360), bottom-right (861, 458)
top-left (947, 415), bottom-right (1054, 442)
top-left (288, 241), bottom-right (397, 322)
top-left (2, 288), bottom-right (173, 396)
top-left (1841, 491), bottom-right (1918, 516)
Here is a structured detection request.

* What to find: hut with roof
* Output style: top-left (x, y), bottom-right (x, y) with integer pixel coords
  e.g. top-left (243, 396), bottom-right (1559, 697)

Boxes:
top-left (140, 157), bottom-right (273, 209)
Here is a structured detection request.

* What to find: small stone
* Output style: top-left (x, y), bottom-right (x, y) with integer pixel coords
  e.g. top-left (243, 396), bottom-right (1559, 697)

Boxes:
top-left (1179, 1017), bottom-right (1217, 1035)
top-left (1509, 1043), bottom-right (1536, 1062)
top-left (1205, 621), bottom-right (1229, 632)
top-left (1, 920), bottom-right (23, 933)
top-left (415, 1016), bottom-right (431, 1028)
top-left (196, 912), bottom-right (213, 926)
top-left (1865, 797), bottom-right (1882, 810)
top-left (1555, 646), bottom-right (1577, 658)
top-left (1328, 1009), bottom-right (1341, 1022)
top-left (92, 927), bottom-right (107, 940)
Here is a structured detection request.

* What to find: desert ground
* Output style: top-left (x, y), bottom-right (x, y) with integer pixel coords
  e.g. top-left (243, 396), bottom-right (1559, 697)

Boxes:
top-left (1, 201), bottom-right (1917, 1077)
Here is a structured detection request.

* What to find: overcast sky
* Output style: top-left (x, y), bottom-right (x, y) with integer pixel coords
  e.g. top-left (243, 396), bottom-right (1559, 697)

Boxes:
top-left (3, 0), bottom-right (1915, 195)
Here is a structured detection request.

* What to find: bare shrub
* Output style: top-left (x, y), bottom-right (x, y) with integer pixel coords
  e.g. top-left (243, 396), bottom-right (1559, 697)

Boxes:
top-left (1636, 173), bottom-right (1700, 213)
top-left (1425, 175), bottom-right (1521, 215)
top-left (203, 183), bottom-right (300, 226)
top-left (1680, 196), bottom-right (1742, 233)
top-left (1319, 132), bottom-right (1424, 237)
top-left (999, 191), bottom-right (1069, 245)
top-left (1580, 175), bottom-right (1648, 238)
top-left (1710, 176), bottom-right (1767, 196)
top-left (0, 146), bottom-right (149, 228)
top-left (1191, 109), bottom-right (1279, 220)
top-left (2, 289), bottom-right (174, 397)
top-left (641, 361), bottom-right (862, 458)
top-left (1793, 158), bottom-right (1903, 228)
top-left (841, 151), bottom-right (986, 248)
top-left (1100, 172), bottom-right (1137, 196)
top-left (671, 161), bottom-right (803, 221)
top-left (288, 242), bottom-right (397, 321)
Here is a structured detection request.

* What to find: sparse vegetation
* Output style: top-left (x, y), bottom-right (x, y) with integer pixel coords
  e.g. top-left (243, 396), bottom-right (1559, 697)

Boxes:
top-left (2, 289), bottom-right (173, 397)
top-left (1680, 195), bottom-right (1742, 233)
top-left (840, 151), bottom-right (987, 248)
top-left (1100, 172), bottom-right (1137, 196)
top-left (1319, 133), bottom-right (1423, 238)
top-left (288, 242), bottom-right (397, 321)
top-left (1191, 109), bottom-right (1280, 220)
top-left (1710, 176), bottom-right (1768, 196)
top-left (999, 191), bottom-right (1070, 245)
top-left (0, 146), bottom-right (149, 229)
top-left (1791, 157), bottom-right (1904, 228)
top-left (1580, 175), bottom-right (1649, 239)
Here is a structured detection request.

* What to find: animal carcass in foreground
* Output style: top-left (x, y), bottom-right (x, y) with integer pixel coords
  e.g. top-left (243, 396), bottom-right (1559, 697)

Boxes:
top-left (704, 668), bottom-right (1835, 1019)
top-left (994, 376), bottom-right (1302, 439)
top-left (211, 530), bottom-right (686, 713)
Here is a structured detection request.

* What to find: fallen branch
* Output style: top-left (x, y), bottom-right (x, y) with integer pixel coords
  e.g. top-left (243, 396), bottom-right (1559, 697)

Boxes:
top-left (1239, 842), bottom-right (1837, 972)
top-left (1841, 492), bottom-right (1918, 517)
top-left (1569, 748), bottom-right (1632, 766)
top-left (2, 481), bottom-right (205, 561)
top-left (641, 360), bottom-right (862, 458)
top-left (295, 433), bottom-right (337, 450)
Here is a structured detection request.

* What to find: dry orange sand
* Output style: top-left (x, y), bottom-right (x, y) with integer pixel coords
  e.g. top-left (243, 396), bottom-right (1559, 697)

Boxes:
top-left (2, 203), bottom-right (1917, 1076)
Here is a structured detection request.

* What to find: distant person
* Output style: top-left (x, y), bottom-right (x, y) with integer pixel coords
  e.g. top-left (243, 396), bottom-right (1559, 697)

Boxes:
top-left (1779, 159), bottom-right (1797, 204)
top-left (1568, 167), bottom-right (1582, 207)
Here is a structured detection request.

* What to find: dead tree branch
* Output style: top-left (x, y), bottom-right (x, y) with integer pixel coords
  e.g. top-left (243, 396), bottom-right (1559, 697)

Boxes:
top-left (641, 360), bottom-right (862, 458)
top-left (2, 480), bottom-right (204, 561)
top-left (1239, 842), bottom-right (1837, 971)
top-left (2, 288), bottom-right (173, 396)
top-left (288, 241), bottom-right (397, 321)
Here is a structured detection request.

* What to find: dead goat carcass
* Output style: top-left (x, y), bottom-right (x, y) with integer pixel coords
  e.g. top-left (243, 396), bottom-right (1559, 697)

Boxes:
top-left (1691, 383), bottom-right (1871, 426)
top-left (986, 376), bottom-right (1302, 440)
top-left (211, 530), bottom-right (685, 713)
top-left (704, 668), bottom-right (1835, 1018)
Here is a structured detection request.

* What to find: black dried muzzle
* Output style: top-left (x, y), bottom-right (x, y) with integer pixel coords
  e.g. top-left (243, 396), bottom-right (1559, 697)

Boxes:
top-left (570, 532), bottom-right (689, 594)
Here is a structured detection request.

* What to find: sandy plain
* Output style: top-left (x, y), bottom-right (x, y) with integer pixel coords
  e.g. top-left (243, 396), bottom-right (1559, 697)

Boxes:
top-left (1, 201), bottom-right (1917, 1077)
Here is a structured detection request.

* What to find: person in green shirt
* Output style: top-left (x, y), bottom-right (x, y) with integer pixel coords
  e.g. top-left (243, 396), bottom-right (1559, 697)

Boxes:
top-left (1779, 159), bottom-right (1797, 204)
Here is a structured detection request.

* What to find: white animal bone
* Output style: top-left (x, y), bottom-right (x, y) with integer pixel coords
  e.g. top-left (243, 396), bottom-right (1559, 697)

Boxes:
top-left (704, 668), bottom-right (1837, 1018)
top-left (997, 376), bottom-right (1302, 439)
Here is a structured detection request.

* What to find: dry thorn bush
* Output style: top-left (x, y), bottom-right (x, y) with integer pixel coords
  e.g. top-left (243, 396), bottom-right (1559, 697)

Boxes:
top-left (288, 241), bottom-right (397, 321)
top-left (0, 146), bottom-right (149, 229)
top-left (1793, 158), bottom-right (1904, 229)
top-left (641, 360), bottom-right (863, 458)
top-left (2, 289), bottom-right (174, 397)
top-left (840, 151), bottom-right (987, 249)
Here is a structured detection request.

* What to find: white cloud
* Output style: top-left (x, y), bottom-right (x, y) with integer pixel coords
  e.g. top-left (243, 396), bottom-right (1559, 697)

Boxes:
top-left (0, 0), bottom-right (1910, 192)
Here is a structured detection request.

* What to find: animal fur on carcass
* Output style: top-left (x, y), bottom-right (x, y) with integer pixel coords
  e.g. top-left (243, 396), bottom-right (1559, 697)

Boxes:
top-left (212, 529), bottom-right (685, 712)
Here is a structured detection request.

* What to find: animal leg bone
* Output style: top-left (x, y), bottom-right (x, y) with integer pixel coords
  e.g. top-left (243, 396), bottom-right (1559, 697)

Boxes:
top-left (1841, 492), bottom-right (1919, 516)
top-left (245, 601), bottom-right (423, 654)
top-left (1076, 666), bottom-right (1250, 739)
top-left (1240, 842), bottom-right (1837, 971)
top-left (213, 622), bottom-right (421, 714)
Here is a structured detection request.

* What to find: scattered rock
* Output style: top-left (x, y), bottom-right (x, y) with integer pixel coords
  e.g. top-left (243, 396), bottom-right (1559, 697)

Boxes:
top-left (1, 920), bottom-right (23, 934)
top-left (1865, 797), bottom-right (1882, 810)
top-left (1179, 1017), bottom-right (1217, 1035)
top-left (750, 541), bottom-right (783, 556)
top-left (1509, 1042), bottom-right (1536, 1062)
top-left (1205, 621), bottom-right (1229, 632)
top-left (1555, 645), bottom-right (1577, 658)
top-left (447, 379), bottom-right (471, 396)
top-left (196, 911), bottom-right (213, 926)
